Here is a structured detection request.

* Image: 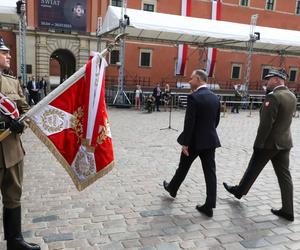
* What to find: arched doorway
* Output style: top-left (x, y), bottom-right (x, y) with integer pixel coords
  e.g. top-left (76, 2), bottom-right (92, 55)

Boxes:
top-left (49, 49), bottom-right (76, 84)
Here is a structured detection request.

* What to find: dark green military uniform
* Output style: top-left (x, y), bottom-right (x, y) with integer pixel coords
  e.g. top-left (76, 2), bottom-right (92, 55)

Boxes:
top-left (237, 85), bottom-right (296, 215)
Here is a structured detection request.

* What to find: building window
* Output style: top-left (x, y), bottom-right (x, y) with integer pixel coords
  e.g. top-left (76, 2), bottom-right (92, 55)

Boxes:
top-left (143, 3), bottom-right (155, 12)
top-left (266, 0), bottom-right (275, 10)
top-left (240, 0), bottom-right (249, 7)
top-left (111, 0), bottom-right (122, 7)
top-left (289, 68), bottom-right (298, 82)
top-left (110, 50), bottom-right (120, 65)
top-left (231, 64), bottom-right (242, 79)
top-left (261, 66), bottom-right (272, 79)
top-left (141, 1), bottom-right (157, 12)
top-left (296, 1), bottom-right (300, 15)
top-left (139, 49), bottom-right (152, 67)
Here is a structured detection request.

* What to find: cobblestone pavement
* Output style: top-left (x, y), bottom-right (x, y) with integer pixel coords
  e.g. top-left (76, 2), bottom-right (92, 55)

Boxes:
top-left (1, 108), bottom-right (300, 250)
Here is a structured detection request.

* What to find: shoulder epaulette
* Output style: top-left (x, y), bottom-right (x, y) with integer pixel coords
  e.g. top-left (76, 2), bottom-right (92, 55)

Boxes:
top-left (2, 73), bottom-right (16, 79)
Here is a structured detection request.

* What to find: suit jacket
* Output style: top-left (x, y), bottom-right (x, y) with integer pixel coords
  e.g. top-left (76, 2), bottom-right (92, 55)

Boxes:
top-left (0, 74), bottom-right (29, 168)
top-left (177, 87), bottom-right (221, 151)
top-left (254, 85), bottom-right (296, 150)
top-left (27, 80), bottom-right (39, 93)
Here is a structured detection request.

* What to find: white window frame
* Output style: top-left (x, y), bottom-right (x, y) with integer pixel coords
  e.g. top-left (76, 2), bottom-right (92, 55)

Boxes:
top-left (240, 0), bottom-right (250, 7)
top-left (139, 49), bottom-right (153, 67)
top-left (141, 0), bottom-right (157, 12)
top-left (109, 49), bottom-right (120, 65)
top-left (261, 65), bottom-right (272, 80)
top-left (265, 0), bottom-right (276, 11)
top-left (289, 68), bottom-right (298, 82)
top-left (231, 63), bottom-right (242, 80)
top-left (296, 0), bottom-right (300, 15)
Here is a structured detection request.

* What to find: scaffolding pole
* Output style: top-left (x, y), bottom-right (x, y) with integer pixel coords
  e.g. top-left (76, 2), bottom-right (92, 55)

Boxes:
top-left (243, 14), bottom-right (259, 97)
top-left (113, 0), bottom-right (131, 106)
top-left (17, 0), bottom-right (27, 86)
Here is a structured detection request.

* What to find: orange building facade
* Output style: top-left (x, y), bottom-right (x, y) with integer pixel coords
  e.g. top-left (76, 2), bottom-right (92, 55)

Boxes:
top-left (1, 0), bottom-right (300, 91)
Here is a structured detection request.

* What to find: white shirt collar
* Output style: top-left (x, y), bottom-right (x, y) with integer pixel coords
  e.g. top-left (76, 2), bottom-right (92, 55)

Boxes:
top-left (195, 84), bottom-right (207, 91)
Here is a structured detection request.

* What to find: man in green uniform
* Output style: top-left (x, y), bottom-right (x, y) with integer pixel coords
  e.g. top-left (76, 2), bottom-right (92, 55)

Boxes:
top-left (223, 68), bottom-right (296, 221)
top-left (0, 38), bottom-right (40, 249)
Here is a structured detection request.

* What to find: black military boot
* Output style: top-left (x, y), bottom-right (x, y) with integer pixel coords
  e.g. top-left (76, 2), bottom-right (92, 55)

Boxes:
top-left (3, 206), bottom-right (41, 250)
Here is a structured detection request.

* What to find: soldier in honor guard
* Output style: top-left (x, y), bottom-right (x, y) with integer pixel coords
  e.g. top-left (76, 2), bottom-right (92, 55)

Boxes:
top-left (223, 68), bottom-right (296, 221)
top-left (0, 38), bottom-right (40, 249)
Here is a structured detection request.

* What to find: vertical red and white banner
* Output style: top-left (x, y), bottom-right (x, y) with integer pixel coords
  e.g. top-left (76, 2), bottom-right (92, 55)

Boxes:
top-left (206, 0), bottom-right (221, 77)
top-left (28, 54), bottom-right (114, 191)
top-left (176, 0), bottom-right (191, 76)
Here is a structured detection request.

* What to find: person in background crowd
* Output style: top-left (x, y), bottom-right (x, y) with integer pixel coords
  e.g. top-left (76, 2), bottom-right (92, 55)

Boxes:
top-left (231, 84), bottom-right (242, 113)
top-left (134, 84), bottom-right (142, 110)
top-left (27, 76), bottom-right (39, 105)
top-left (163, 83), bottom-right (171, 111)
top-left (153, 83), bottom-right (162, 112)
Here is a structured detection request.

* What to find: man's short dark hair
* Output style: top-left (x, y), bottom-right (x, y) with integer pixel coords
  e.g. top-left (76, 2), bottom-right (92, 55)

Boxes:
top-left (194, 69), bottom-right (208, 82)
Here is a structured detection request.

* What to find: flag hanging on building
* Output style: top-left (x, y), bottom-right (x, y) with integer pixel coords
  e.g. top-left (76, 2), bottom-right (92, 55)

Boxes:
top-left (176, 0), bottom-right (191, 75)
top-left (27, 54), bottom-right (114, 191)
top-left (206, 0), bottom-right (221, 77)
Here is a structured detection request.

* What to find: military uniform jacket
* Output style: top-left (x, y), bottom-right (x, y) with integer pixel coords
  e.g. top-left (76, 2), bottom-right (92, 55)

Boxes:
top-left (0, 73), bottom-right (29, 168)
top-left (254, 86), bottom-right (296, 150)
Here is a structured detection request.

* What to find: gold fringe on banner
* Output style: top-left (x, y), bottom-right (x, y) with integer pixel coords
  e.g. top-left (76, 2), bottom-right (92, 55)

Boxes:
top-left (28, 119), bottom-right (114, 191)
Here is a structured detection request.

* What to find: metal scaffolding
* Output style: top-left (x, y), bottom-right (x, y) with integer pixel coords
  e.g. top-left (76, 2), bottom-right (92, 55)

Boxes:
top-left (112, 0), bottom-right (131, 105)
top-left (17, 0), bottom-right (27, 85)
top-left (243, 14), bottom-right (259, 96)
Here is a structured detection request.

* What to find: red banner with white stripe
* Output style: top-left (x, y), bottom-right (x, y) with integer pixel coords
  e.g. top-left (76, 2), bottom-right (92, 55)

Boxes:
top-left (176, 0), bottom-right (191, 76)
top-left (0, 92), bottom-right (19, 119)
top-left (206, 0), bottom-right (221, 77)
top-left (28, 55), bottom-right (114, 191)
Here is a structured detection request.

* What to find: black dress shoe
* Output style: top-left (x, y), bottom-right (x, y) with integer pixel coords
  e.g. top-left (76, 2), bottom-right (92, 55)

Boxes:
top-left (223, 182), bottom-right (242, 199)
top-left (163, 181), bottom-right (176, 198)
top-left (195, 204), bottom-right (213, 217)
top-left (271, 208), bottom-right (294, 221)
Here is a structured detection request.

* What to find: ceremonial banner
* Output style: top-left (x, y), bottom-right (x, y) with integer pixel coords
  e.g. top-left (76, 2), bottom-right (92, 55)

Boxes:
top-left (176, 0), bottom-right (191, 76)
top-left (206, 0), bottom-right (221, 77)
top-left (28, 55), bottom-right (114, 191)
top-left (0, 92), bottom-right (19, 119)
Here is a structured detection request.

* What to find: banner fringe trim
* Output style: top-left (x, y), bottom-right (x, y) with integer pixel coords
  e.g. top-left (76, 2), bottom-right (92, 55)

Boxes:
top-left (28, 119), bottom-right (114, 191)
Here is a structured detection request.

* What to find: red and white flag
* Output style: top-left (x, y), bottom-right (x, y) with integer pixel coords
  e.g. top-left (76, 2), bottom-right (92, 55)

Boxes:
top-left (206, 0), bottom-right (221, 77)
top-left (176, 0), bottom-right (191, 76)
top-left (0, 92), bottom-right (19, 119)
top-left (27, 54), bottom-right (114, 191)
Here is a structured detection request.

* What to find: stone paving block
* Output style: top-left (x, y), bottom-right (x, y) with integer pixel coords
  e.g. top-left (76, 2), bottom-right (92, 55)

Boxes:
top-left (285, 241), bottom-right (300, 250)
top-left (217, 234), bottom-right (243, 244)
top-left (64, 239), bottom-right (90, 248)
top-left (32, 215), bottom-right (59, 223)
top-left (139, 237), bottom-right (162, 247)
top-left (240, 238), bottom-right (270, 248)
top-left (264, 235), bottom-right (290, 244)
top-left (286, 232), bottom-right (300, 241)
top-left (155, 242), bottom-right (181, 250)
top-left (43, 233), bottom-right (74, 243)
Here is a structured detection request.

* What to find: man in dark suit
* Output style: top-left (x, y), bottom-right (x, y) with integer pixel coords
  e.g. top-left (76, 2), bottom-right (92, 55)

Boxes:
top-left (223, 68), bottom-right (297, 221)
top-left (163, 69), bottom-right (221, 217)
top-left (27, 76), bottom-right (39, 105)
top-left (153, 83), bottom-right (162, 111)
